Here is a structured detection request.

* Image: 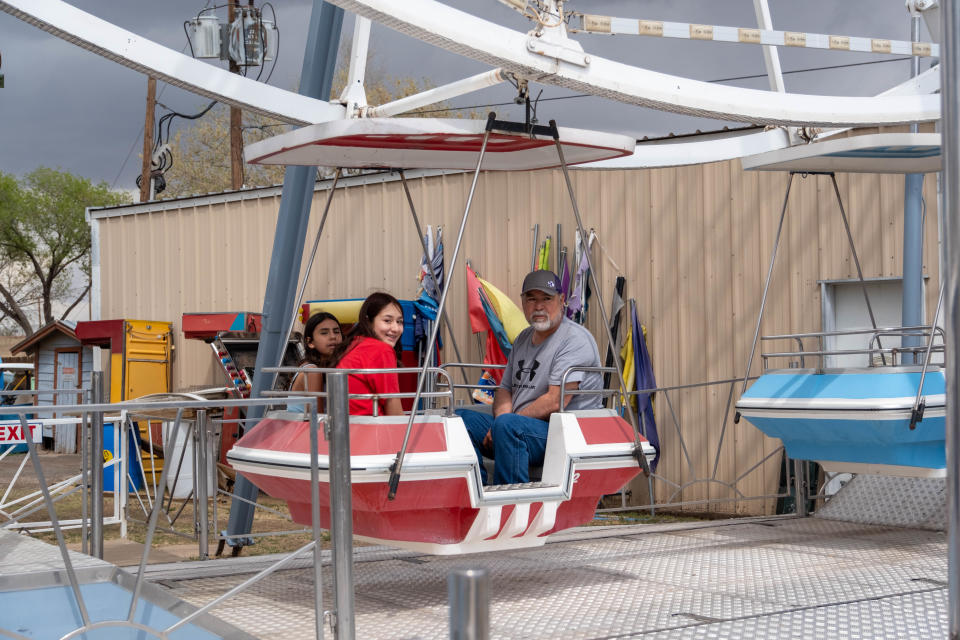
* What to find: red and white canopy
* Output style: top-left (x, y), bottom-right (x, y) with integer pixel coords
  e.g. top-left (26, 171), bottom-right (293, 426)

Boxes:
top-left (244, 117), bottom-right (636, 171)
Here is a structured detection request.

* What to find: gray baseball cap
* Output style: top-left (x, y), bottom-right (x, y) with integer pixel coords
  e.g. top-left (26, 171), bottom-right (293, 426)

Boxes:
top-left (521, 270), bottom-right (561, 296)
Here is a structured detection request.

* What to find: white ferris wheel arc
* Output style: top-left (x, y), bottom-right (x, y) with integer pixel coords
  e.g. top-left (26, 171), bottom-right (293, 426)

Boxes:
top-left (324, 0), bottom-right (940, 128)
top-left (0, 0), bottom-right (346, 126)
top-left (1, 0), bottom-right (943, 133)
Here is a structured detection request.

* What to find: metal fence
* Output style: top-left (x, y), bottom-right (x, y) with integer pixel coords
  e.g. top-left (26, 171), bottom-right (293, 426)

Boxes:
top-left (442, 363), bottom-right (802, 517)
top-left (0, 362), bottom-right (820, 639)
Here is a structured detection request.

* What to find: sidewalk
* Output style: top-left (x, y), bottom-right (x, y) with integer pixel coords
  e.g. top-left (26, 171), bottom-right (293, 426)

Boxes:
top-left (68, 538), bottom-right (201, 566)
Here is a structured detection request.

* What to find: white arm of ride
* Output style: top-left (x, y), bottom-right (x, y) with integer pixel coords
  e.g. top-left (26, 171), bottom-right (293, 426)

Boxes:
top-left (0, 0), bottom-right (346, 126)
top-left (587, 64), bottom-right (942, 170)
top-left (326, 0), bottom-right (939, 127)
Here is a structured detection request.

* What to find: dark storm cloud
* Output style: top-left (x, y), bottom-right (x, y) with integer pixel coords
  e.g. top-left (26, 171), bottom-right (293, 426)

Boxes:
top-left (0, 0), bottom-right (930, 189)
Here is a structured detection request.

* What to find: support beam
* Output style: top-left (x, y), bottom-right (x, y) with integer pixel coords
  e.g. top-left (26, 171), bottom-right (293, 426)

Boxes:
top-left (339, 16), bottom-right (371, 113)
top-left (940, 1), bottom-right (960, 637)
top-left (752, 0), bottom-right (785, 93)
top-left (225, 0), bottom-right (343, 549)
top-left (903, 14), bottom-right (926, 363)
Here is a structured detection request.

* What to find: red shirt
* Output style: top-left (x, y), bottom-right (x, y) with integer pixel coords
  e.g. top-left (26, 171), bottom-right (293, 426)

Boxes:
top-left (336, 337), bottom-right (400, 415)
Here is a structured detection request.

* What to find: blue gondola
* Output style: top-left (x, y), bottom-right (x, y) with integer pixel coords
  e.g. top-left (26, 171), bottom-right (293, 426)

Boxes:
top-left (736, 365), bottom-right (945, 477)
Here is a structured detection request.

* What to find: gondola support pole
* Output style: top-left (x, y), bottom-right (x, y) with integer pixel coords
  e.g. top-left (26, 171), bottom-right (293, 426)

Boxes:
top-left (398, 170), bottom-right (471, 388)
top-left (387, 113), bottom-right (495, 500)
top-left (328, 372), bottom-right (355, 638)
top-left (551, 121), bottom-right (650, 475)
top-left (738, 172), bottom-right (794, 406)
top-left (308, 400), bottom-right (326, 640)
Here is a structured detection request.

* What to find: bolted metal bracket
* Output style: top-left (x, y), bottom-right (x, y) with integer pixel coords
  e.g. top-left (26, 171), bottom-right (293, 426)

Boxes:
top-left (526, 35), bottom-right (590, 67)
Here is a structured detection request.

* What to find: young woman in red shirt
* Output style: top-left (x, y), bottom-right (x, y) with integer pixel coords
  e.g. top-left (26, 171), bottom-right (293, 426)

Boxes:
top-left (330, 292), bottom-right (404, 416)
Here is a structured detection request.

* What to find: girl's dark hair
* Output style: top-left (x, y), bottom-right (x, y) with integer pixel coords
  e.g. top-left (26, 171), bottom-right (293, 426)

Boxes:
top-left (331, 292), bottom-right (404, 365)
top-left (301, 311), bottom-right (342, 367)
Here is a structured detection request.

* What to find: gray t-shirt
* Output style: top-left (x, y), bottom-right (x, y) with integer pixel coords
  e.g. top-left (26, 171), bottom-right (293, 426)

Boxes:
top-left (501, 317), bottom-right (603, 412)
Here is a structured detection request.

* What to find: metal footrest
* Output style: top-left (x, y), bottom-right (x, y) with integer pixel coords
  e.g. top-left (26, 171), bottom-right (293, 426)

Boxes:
top-left (484, 482), bottom-right (559, 492)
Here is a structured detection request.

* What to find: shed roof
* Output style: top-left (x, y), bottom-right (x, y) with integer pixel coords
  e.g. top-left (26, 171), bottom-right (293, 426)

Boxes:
top-left (11, 320), bottom-right (79, 355)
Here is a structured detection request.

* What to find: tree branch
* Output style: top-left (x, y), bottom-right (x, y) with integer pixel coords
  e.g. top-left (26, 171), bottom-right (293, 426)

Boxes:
top-left (60, 282), bottom-right (91, 322)
top-left (0, 281), bottom-right (34, 335)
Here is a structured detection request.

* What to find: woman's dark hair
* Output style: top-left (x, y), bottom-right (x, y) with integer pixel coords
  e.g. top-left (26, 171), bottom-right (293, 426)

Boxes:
top-left (331, 292), bottom-right (404, 365)
top-left (301, 311), bottom-right (342, 368)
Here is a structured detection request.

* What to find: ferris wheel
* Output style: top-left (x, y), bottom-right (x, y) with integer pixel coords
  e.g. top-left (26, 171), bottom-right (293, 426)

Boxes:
top-left (0, 0), bottom-right (943, 164)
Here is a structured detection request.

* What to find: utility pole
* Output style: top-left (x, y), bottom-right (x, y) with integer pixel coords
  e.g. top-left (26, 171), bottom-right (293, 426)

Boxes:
top-left (139, 76), bottom-right (157, 203)
top-left (228, 0), bottom-right (244, 190)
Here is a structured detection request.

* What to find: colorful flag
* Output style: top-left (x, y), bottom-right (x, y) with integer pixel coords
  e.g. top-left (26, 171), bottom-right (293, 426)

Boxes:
top-left (630, 299), bottom-right (660, 471)
top-left (477, 276), bottom-right (529, 343)
top-left (567, 246), bottom-right (590, 320)
top-left (419, 225), bottom-right (444, 300)
top-left (603, 276), bottom-right (626, 391)
top-left (465, 266), bottom-right (489, 334)
top-left (478, 287), bottom-right (511, 357)
top-left (559, 248), bottom-right (571, 299)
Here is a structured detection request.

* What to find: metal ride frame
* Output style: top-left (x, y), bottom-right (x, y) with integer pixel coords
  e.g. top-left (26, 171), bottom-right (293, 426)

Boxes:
top-left (0, 373), bottom-right (119, 554)
top-left (1, 0), bottom-right (957, 634)
top-left (447, 364), bottom-right (804, 517)
top-left (0, 373), bottom-right (503, 639)
top-left (0, 393), bottom-right (330, 639)
top-left (0, 367), bottom-right (808, 639)
top-left (239, 112), bottom-right (653, 518)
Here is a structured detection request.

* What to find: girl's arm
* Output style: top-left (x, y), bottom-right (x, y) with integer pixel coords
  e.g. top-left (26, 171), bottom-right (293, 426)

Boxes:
top-left (290, 364), bottom-right (320, 392)
top-left (383, 397), bottom-right (403, 416)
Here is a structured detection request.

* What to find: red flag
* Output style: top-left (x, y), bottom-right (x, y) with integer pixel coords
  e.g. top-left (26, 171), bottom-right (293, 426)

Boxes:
top-left (484, 329), bottom-right (508, 384)
top-left (465, 266), bottom-right (488, 334)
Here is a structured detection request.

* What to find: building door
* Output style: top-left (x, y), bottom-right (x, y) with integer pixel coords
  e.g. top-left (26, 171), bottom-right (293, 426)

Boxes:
top-left (53, 348), bottom-right (82, 453)
top-left (821, 279), bottom-right (910, 369)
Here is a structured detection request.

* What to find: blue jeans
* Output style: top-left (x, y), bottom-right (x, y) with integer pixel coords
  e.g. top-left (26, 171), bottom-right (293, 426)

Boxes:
top-left (455, 409), bottom-right (549, 485)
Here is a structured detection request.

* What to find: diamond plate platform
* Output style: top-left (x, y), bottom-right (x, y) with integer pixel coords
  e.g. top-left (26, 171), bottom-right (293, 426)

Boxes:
top-left (817, 474), bottom-right (947, 531)
top-left (151, 517), bottom-right (947, 639)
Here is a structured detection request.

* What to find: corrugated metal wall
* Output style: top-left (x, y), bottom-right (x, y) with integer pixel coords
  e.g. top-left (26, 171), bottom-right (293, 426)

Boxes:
top-left (95, 154), bottom-right (941, 514)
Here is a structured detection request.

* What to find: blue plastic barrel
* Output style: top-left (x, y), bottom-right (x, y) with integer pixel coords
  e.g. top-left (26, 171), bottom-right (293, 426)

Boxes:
top-left (102, 423), bottom-right (144, 491)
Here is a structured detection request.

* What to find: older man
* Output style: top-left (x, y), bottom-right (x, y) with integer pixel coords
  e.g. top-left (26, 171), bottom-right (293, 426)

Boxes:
top-left (457, 270), bottom-right (603, 485)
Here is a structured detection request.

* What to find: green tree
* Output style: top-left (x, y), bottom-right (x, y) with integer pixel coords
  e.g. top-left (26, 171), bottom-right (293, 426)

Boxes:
top-left (0, 168), bottom-right (130, 335)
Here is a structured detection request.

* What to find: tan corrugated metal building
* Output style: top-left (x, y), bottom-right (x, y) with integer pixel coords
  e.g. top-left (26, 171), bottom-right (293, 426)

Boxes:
top-left (87, 133), bottom-right (941, 514)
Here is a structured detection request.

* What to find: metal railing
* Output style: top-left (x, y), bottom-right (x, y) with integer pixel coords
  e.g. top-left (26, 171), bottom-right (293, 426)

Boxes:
top-left (0, 362), bottom-right (816, 638)
top-left (0, 392), bottom-right (333, 639)
top-left (596, 375), bottom-right (802, 516)
top-left (263, 365), bottom-right (456, 416)
top-left (443, 363), bottom-right (793, 516)
top-left (760, 324), bottom-right (946, 370)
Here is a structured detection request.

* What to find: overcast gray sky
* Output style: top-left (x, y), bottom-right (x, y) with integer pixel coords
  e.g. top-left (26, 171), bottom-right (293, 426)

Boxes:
top-left (0, 1), bottom-right (933, 192)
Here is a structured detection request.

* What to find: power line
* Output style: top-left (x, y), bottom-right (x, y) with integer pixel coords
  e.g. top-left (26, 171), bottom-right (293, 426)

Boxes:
top-left (112, 1), bottom-right (213, 189)
top-left (415, 55), bottom-right (916, 115)
top-left (711, 55), bottom-right (913, 83)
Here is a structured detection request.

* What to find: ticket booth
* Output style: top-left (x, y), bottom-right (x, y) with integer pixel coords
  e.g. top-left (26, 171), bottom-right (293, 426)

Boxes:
top-left (75, 319), bottom-right (173, 480)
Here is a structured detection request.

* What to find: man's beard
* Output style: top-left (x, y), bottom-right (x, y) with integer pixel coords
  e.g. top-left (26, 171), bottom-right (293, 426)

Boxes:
top-left (530, 315), bottom-right (558, 331)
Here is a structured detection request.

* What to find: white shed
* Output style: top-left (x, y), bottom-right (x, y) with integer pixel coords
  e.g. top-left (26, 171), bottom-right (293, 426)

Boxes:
top-left (11, 321), bottom-right (94, 453)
